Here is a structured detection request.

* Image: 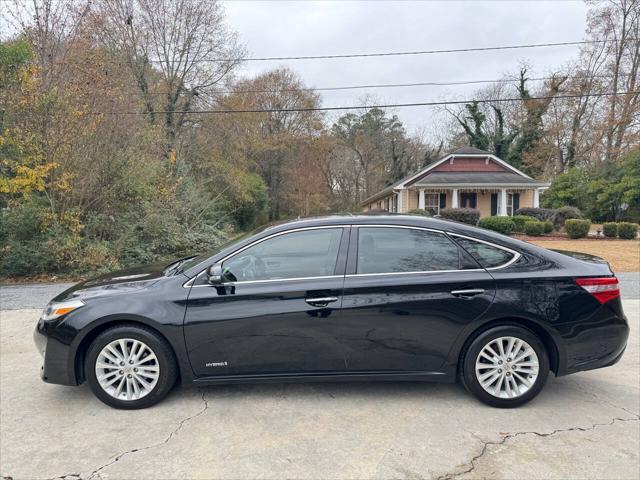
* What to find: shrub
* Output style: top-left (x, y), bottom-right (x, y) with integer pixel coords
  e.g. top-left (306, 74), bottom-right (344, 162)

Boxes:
top-left (439, 208), bottom-right (480, 225)
top-left (553, 206), bottom-right (583, 230)
top-left (514, 207), bottom-right (556, 221)
top-left (542, 220), bottom-right (554, 234)
top-left (478, 216), bottom-right (515, 235)
top-left (524, 220), bottom-right (545, 236)
top-left (602, 222), bottom-right (618, 238)
top-left (618, 222), bottom-right (638, 240)
top-left (511, 215), bottom-right (537, 232)
top-left (408, 208), bottom-right (430, 217)
top-left (565, 219), bottom-right (591, 239)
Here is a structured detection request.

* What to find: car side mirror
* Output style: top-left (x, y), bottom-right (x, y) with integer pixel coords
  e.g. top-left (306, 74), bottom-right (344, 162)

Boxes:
top-left (207, 264), bottom-right (224, 285)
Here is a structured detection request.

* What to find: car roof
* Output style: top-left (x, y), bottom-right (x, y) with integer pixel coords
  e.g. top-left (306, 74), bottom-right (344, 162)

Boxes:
top-left (181, 213), bottom-right (551, 278)
top-left (261, 214), bottom-right (460, 232)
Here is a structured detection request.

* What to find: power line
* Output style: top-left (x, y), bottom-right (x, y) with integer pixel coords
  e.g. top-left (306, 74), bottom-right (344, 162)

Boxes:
top-left (28, 38), bottom-right (626, 66)
top-left (80, 91), bottom-right (639, 115)
top-left (77, 73), bottom-right (631, 96)
top-left (226, 39), bottom-right (617, 62)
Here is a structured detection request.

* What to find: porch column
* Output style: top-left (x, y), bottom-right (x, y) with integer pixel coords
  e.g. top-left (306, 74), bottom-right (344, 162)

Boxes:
top-left (499, 188), bottom-right (508, 216)
top-left (418, 189), bottom-right (425, 209)
top-left (533, 188), bottom-right (540, 208)
top-left (451, 188), bottom-right (459, 208)
top-left (397, 191), bottom-right (403, 213)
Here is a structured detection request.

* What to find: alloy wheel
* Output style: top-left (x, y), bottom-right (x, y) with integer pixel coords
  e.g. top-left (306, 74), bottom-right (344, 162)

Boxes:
top-left (474, 336), bottom-right (539, 399)
top-left (95, 338), bottom-right (160, 401)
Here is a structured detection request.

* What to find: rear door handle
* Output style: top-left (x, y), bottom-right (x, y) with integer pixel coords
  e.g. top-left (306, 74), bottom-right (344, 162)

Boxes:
top-left (305, 296), bottom-right (339, 307)
top-left (450, 288), bottom-right (485, 298)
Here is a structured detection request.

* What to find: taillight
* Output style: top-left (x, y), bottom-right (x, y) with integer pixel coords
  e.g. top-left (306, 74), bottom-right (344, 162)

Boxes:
top-left (576, 277), bottom-right (620, 304)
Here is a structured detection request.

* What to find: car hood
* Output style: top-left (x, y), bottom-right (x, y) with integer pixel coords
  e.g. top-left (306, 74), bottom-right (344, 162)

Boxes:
top-left (52, 262), bottom-right (169, 302)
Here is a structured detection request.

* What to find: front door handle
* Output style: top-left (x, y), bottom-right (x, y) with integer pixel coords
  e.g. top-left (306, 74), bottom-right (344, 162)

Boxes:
top-left (305, 296), bottom-right (339, 307)
top-left (450, 288), bottom-right (485, 298)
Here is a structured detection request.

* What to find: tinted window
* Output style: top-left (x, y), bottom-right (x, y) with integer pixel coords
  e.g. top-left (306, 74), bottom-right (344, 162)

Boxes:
top-left (356, 227), bottom-right (461, 274)
top-left (222, 228), bottom-right (343, 282)
top-left (455, 237), bottom-right (515, 268)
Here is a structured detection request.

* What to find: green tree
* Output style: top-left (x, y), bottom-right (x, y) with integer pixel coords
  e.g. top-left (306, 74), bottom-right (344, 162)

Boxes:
top-left (543, 148), bottom-right (640, 221)
top-left (452, 69), bottom-right (566, 170)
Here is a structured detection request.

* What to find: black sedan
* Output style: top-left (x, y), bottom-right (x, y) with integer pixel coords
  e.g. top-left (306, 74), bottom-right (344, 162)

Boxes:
top-left (34, 215), bottom-right (629, 409)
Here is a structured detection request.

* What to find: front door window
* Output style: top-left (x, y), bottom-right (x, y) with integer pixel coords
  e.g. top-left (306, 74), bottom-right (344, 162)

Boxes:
top-left (222, 228), bottom-right (343, 282)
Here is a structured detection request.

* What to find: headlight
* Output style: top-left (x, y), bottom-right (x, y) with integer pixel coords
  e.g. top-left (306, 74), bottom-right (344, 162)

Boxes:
top-left (41, 298), bottom-right (85, 321)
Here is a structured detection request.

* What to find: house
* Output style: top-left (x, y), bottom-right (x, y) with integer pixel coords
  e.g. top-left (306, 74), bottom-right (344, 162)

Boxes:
top-left (361, 147), bottom-right (550, 217)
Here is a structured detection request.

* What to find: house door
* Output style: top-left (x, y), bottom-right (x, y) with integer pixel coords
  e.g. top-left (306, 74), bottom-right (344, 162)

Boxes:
top-left (460, 192), bottom-right (477, 209)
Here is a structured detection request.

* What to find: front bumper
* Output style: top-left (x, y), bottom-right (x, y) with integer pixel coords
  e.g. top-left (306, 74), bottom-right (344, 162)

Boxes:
top-left (34, 319), bottom-right (78, 386)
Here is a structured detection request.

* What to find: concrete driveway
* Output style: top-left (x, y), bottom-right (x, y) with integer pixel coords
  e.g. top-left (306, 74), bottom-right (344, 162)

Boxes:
top-left (0, 285), bottom-right (638, 480)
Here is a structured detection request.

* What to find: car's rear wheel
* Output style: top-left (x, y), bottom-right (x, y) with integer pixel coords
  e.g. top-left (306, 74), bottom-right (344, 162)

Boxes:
top-left (85, 324), bottom-right (178, 409)
top-left (461, 325), bottom-right (549, 408)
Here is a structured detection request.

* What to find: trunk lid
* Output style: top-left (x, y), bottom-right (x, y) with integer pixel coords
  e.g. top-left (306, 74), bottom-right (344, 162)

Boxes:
top-left (549, 249), bottom-right (614, 276)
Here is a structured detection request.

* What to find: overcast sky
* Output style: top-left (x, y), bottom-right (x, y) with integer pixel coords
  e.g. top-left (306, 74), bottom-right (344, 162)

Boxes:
top-left (224, 0), bottom-right (588, 137)
top-left (0, 0), bottom-right (589, 139)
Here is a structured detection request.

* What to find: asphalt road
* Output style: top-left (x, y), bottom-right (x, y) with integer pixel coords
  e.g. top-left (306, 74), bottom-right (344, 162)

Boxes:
top-left (1, 280), bottom-right (639, 479)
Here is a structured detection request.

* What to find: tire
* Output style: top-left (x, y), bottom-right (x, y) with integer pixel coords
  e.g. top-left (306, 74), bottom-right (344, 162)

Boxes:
top-left (85, 324), bottom-right (178, 409)
top-left (461, 325), bottom-right (549, 408)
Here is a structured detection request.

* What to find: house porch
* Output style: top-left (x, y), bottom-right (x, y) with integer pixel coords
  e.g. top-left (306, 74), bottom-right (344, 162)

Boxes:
top-left (403, 187), bottom-right (543, 217)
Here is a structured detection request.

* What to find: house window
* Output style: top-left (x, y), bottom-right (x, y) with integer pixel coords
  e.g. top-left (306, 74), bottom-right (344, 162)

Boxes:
top-left (424, 193), bottom-right (440, 215)
top-left (507, 194), bottom-right (514, 216)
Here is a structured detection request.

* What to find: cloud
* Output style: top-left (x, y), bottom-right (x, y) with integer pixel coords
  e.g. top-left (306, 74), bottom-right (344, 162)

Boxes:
top-left (224, 0), bottom-right (587, 136)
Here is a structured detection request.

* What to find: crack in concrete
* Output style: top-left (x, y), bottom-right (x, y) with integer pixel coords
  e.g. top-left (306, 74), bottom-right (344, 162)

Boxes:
top-left (39, 389), bottom-right (209, 480)
top-left (436, 416), bottom-right (640, 480)
top-left (568, 380), bottom-right (640, 419)
top-left (86, 389), bottom-right (210, 480)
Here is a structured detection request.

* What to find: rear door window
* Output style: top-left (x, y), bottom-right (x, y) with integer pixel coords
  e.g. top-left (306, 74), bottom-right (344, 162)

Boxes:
top-left (356, 227), bottom-right (464, 274)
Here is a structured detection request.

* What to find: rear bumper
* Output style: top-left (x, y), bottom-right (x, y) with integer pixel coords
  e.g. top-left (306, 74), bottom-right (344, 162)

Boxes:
top-left (556, 303), bottom-right (629, 376)
top-left (34, 320), bottom-right (78, 386)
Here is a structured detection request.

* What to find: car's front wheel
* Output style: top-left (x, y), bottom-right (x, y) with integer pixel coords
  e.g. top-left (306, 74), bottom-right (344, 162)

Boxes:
top-left (461, 325), bottom-right (549, 408)
top-left (85, 324), bottom-right (178, 409)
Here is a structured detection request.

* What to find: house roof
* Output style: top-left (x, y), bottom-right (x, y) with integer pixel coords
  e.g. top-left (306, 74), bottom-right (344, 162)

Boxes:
top-left (449, 146), bottom-right (493, 155)
top-left (360, 147), bottom-right (548, 206)
top-left (414, 172), bottom-right (549, 187)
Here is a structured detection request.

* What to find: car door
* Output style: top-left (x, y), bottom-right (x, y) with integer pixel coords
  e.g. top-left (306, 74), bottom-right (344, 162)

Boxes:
top-left (183, 226), bottom-right (351, 377)
top-left (339, 225), bottom-right (496, 374)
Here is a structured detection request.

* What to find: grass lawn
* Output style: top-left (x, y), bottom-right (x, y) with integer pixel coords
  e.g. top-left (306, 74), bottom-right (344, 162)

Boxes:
top-left (527, 238), bottom-right (640, 272)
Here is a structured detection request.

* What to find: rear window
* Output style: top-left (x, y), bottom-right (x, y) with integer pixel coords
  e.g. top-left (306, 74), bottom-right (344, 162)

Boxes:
top-left (454, 237), bottom-right (516, 269)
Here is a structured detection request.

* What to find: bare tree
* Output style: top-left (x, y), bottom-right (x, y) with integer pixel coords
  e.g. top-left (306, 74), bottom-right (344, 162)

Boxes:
top-left (586, 0), bottom-right (640, 162)
top-left (89, 0), bottom-right (245, 163)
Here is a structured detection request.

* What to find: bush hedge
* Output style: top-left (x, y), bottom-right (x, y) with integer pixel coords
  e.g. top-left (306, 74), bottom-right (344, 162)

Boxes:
top-left (618, 222), bottom-right (638, 240)
top-left (408, 208), bottom-right (430, 217)
top-left (602, 222), bottom-right (618, 238)
top-left (439, 208), bottom-right (480, 225)
top-left (553, 206), bottom-right (583, 230)
top-left (565, 219), bottom-right (591, 239)
top-left (542, 220), bottom-right (554, 234)
top-left (511, 215), bottom-right (537, 232)
top-left (524, 220), bottom-right (545, 236)
top-left (478, 216), bottom-right (515, 235)
top-left (514, 207), bottom-right (556, 221)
